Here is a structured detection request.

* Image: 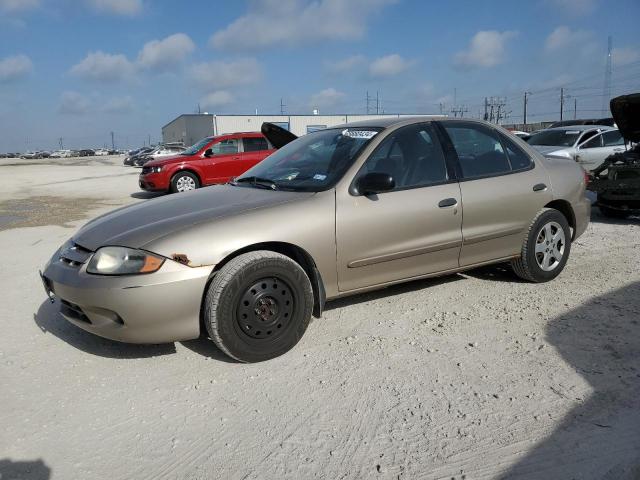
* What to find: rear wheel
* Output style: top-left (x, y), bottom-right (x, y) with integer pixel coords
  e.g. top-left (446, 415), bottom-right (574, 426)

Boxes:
top-left (511, 208), bottom-right (571, 282)
top-left (170, 171), bottom-right (200, 193)
top-left (203, 251), bottom-right (313, 362)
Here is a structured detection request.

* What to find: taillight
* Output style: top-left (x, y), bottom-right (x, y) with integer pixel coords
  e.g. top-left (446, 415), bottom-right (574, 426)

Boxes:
top-left (584, 171), bottom-right (591, 185)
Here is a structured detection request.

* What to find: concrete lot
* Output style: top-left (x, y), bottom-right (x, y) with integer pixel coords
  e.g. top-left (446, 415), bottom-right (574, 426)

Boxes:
top-left (1, 156), bottom-right (639, 480)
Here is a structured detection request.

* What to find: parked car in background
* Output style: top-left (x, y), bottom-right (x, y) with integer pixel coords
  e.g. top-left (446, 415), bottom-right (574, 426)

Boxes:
top-left (139, 132), bottom-right (275, 193)
top-left (94, 148), bottom-right (109, 156)
top-left (509, 130), bottom-right (531, 141)
top-left (39, 151), bottom-right (51, 158)
top-left (42, 118), bottom-right (590, 362)
top-left (572, 129), bottom-right (627, 171)
top-left (527, 125), bottom-right (613, 164)
top-left (134, 144), bottom-right (186, 167)
top-left (20, 151), bottom-right (39, 159)
top-left (50, 150), bottom-right (74, 158)
top-left (124, 147), bottom-right (153, 166)
top-left (77, 149), bottom-right (95, 157)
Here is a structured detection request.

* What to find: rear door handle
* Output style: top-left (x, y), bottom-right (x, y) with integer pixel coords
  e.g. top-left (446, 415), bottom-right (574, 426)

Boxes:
top-left (533, 183), bottom-right (547, 192)
top-left (438, 198), bottom-right (458, 208)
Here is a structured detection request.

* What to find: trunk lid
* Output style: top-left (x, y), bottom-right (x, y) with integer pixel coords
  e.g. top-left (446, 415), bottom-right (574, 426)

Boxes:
top-left (261, 122), bottom-right (298, 149)
top-left (610, 93), bottom-right (640, 143)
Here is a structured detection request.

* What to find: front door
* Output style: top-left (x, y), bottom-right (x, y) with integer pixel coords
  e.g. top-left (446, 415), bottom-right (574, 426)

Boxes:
top-left (336, 123), bottom-right (463, 292)
top-left (439, 121), bottom-right (553, 267)
top-left (203, 138), bottom-right (241, 184)
top-left (576, 130), bottom-right (625, 171)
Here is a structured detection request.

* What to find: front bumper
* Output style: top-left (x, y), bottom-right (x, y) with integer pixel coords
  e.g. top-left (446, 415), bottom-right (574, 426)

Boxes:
top-left (139, 172), bottom-right (169, 192)
top-left (41, 249), bottom-right (213, 344)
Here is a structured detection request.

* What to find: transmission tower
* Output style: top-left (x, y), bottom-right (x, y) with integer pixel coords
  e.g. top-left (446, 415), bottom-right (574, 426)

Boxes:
top-left (602, 35), bottom-right (613, 116)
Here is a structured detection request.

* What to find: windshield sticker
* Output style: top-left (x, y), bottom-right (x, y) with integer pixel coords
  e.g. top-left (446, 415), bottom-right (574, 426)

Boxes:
top-left (313, 174), bottom-right (327, 181)
top-left (342, 129), bottom-right (379, 139)
top-left (566, 131), bottom-right (580, 134)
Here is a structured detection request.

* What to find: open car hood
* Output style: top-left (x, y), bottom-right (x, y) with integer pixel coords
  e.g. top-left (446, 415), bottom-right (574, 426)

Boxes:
top-left (261, 122), bottom-right (298, 149)
top-left (610, 93), bottom-right (640, 143)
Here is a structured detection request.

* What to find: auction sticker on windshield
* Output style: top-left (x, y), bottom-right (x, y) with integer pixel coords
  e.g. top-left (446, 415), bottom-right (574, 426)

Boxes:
top-left (342, 129), bottom-right (379, 139)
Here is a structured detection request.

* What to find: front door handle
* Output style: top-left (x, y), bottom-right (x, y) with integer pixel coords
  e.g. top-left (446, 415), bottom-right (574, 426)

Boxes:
top-left (438, 198), bottom-right (458, 208)
top-left (533, 183), bottom-right (547, 192)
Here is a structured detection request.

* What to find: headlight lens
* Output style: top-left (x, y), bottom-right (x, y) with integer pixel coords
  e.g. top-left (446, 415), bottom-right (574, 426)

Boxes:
top-left (86, 246), bottom-right (164, 275)
top-left (151, 166), bottom-right (162, 173)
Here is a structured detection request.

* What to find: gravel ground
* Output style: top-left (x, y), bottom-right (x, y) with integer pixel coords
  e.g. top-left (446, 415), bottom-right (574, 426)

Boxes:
top-left (1, 157), bottom-right (639, 480)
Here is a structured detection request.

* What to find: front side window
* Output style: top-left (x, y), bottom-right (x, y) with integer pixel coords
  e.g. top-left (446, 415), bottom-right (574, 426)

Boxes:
top-left (578, 130), bottom-right (599, 145)
top-left (211, 138), bottom-right (239, 155)
top-left (243, 137), bottom-right (269, 152)
top-left (235, 127), bottom-right (380, 191)
top-left (602, 130), bottom-right (624, 146)
top-left (582, 134), bottom-right (603, 149)
top-left (182, 136), bottom-right (213, 155)
top-left (358, 123), bottom-right (448, 189)
top-left (443, 123), bottom-right (511, 178)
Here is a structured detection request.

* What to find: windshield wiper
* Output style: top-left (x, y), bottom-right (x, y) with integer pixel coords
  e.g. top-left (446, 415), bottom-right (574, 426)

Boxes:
top-left (232, 176), bottom-right (279, 190)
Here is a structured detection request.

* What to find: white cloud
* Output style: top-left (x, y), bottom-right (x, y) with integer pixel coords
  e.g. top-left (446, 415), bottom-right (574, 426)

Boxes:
top-left (546, 0), bottom-right (597, 15)
top-left (189, 58), bottom-right (262, 91)
top-left (612, 47), bottom-right (640, 67)
top-left (103, 95), bottom-right (134, 113)
top-left (210, 0), bottom-right (397, 51)
top-left (200, 90), bottom-right (234, 108)
top-left (87, 0), bottom-right (142, 16)
top-left (0, 0), bottom-right (39, 12)
top-left (70, 51), bottom-right (136, 82)
top-left (0, 54), bottom-right (33, 82)
top-left (454, 30), bottom-right (517, 68)
top-left (59, 91), bottom-right (92, 114)
top-left (309, 88), bottom-right (345, 108)
top-left (137, 33), bottom-right (195, 71)
top-left (369, 54), bottom-right (413, 77)
top-left (545, 26), bottom-right (591, 51)
top-left (325, 55), bottom-right (366, 74)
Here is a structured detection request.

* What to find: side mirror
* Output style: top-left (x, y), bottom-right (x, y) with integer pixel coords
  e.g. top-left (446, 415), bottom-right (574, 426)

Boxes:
top-left (357, 172), bottom-right (395, 195)
top-left (204, 148), bottom-right (213, 157)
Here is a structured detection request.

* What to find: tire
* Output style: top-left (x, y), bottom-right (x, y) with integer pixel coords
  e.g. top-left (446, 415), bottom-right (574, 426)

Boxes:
top-left (511, 208), bottom-right (571, 283)
top-left (170, 171), bottom-right (200, 193)
top-left (203, 251), bottom-right (314, 362)
top-left (599, 205), bottom-right (630, 219)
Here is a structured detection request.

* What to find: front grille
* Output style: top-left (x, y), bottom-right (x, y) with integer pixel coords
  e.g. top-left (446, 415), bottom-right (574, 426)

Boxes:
top-left (141, 166), bottom-right (152, 174)
top-left (59, 242), bottom-right (93, 268)
top-left (60, 299), bottom-right (91, 324)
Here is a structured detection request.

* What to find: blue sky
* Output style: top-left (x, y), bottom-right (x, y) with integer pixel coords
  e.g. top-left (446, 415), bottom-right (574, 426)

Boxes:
top-left (1, 0), bottom-right (639, 151)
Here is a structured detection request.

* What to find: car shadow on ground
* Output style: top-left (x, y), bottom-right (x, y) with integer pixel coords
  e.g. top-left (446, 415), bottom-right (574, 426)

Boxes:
top-left (130, 191), bottom-right (165, 200)
top-left (180, 335), bottom-right (238, 363)
top-left (0, 458), bottom-right (50, 480)
top-left (498, 281), bottom-right (640, 479)
top-left (33, 299), bottom-right (176, 358)
top-left (589, 208), bottom-right (640, 226)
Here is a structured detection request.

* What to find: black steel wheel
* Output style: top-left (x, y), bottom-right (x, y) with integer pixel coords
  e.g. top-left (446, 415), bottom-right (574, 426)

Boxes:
top-left (204, 251), bottom-right (314, 362)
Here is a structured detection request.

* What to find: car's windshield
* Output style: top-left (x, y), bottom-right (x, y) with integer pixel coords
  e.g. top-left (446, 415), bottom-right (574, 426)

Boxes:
top-left (528, 129), bottom-right (582, 147)
top-left (182, 137), bottom-right (214, 155)
top-left (234, 127), bottom-right (382, 192)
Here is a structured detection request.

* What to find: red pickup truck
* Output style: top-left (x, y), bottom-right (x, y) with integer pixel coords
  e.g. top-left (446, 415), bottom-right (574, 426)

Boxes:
top-left (139, 132), bottom-right (275, 193)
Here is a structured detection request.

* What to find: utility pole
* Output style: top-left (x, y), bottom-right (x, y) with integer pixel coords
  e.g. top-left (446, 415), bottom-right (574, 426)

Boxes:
top-left (111, 131), bottom-right (115, 150)
top-left (439, 103), bottom-right (446, 115)
top-left (59, 137), bottom-right (63, 149)
top-left (574, 98), bottom-right (577, 119)
top-left (523, 92), bottom-right (529, 126)
top-left (148, 134), bottom-right (151, 146)
top-left (560, 87), bottom-right (565, 121)
top-left (280, 98), bottom-right (286, 115)
top-left (484, 97), bottom-right (489, 121)
top-left (376, 91), bottom-right (379, 115)
top-left (365, 91), bottom-right (371, 114)
top-left (602, 35), bottom-right (613, 116)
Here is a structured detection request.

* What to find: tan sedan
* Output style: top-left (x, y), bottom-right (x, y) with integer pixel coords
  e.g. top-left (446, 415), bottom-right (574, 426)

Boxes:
top-left (41, 118), bottom-right (590, 362)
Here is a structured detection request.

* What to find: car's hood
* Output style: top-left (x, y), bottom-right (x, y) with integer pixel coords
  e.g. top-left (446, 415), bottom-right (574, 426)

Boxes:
top-left (610, 93), bottom-right (640, 143)
top-left (530, 145), bottom-right (571, 155)
top-left (145, 155), bottom-right (189, 167)
top-left (73, 185), bottom-right (313, 251)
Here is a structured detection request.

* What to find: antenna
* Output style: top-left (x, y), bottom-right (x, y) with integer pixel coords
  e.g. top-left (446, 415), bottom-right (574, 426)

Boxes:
top-left (602, 35), bottom-right (613, 116)
top-left (280, 98), bottom-right (286, 115)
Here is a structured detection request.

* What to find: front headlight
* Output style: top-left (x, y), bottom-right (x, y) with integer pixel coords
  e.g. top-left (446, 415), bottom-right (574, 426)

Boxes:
top-left (86, 246), bottom-right (164, 275)
top-left (151, 166), bottom-right (162, 173)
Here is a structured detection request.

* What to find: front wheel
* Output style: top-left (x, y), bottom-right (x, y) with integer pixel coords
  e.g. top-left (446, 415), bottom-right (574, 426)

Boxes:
top-left (511, 208), bottom-right (571, 282)
top-left (203, 251), bottom-right (314, 362)
top-left (170, 171), bottom-right (200, 193)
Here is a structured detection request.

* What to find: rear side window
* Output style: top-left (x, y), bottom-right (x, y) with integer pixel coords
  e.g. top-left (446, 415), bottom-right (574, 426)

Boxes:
top-left (443, 123), bottom-right (511, 179)
top-left (602, 130), bottom-right (624, 146)
top-left (243, 137), bottom-right (269, 152)
top-left (500, 134), bottom-right (532, 170)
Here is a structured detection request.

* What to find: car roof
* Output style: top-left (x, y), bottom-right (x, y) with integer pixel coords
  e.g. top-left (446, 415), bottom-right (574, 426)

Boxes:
top-left (333, 115), bottom-right (447, 130)
top-left (544, 125), bottom-right (614, 132)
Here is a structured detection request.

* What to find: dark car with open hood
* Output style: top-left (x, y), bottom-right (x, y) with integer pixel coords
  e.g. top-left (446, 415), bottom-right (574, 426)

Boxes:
top-left (588, 93), bottom-right (640, 218)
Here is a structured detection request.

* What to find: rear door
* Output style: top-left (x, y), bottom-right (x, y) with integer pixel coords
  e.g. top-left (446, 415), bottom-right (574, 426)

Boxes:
top-left (575, 130), bottom-right (625, 171)
top-left (202, 138), bottom-right (241, 184)
top-left (439, 120), bottom-right (552, 267)
top-left (240, 135), bottom-right (276, 173)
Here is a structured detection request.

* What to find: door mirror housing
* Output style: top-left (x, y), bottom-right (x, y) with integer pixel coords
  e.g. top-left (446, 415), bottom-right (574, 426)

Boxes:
top-left (204, 148), bottom-right (213, 157)
top-left (357, 172), bottom-right (395, 195)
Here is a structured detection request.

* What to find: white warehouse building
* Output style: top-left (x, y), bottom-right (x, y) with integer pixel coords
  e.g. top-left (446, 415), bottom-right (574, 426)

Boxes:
top-left (161, 113), bottom-right (436, 146)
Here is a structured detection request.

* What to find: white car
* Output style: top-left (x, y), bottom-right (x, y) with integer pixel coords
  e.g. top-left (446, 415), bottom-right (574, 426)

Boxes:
top-left (527, 125), bottom-right (617, 171)
top-left (50, 150), bottom-right (74, 158)
top-left (94, 149), bottom-right (110, 156)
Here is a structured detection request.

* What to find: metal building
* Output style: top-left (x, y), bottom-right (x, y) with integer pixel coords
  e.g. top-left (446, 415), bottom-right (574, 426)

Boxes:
top-left (162, 113), bottom-right (435, 146)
